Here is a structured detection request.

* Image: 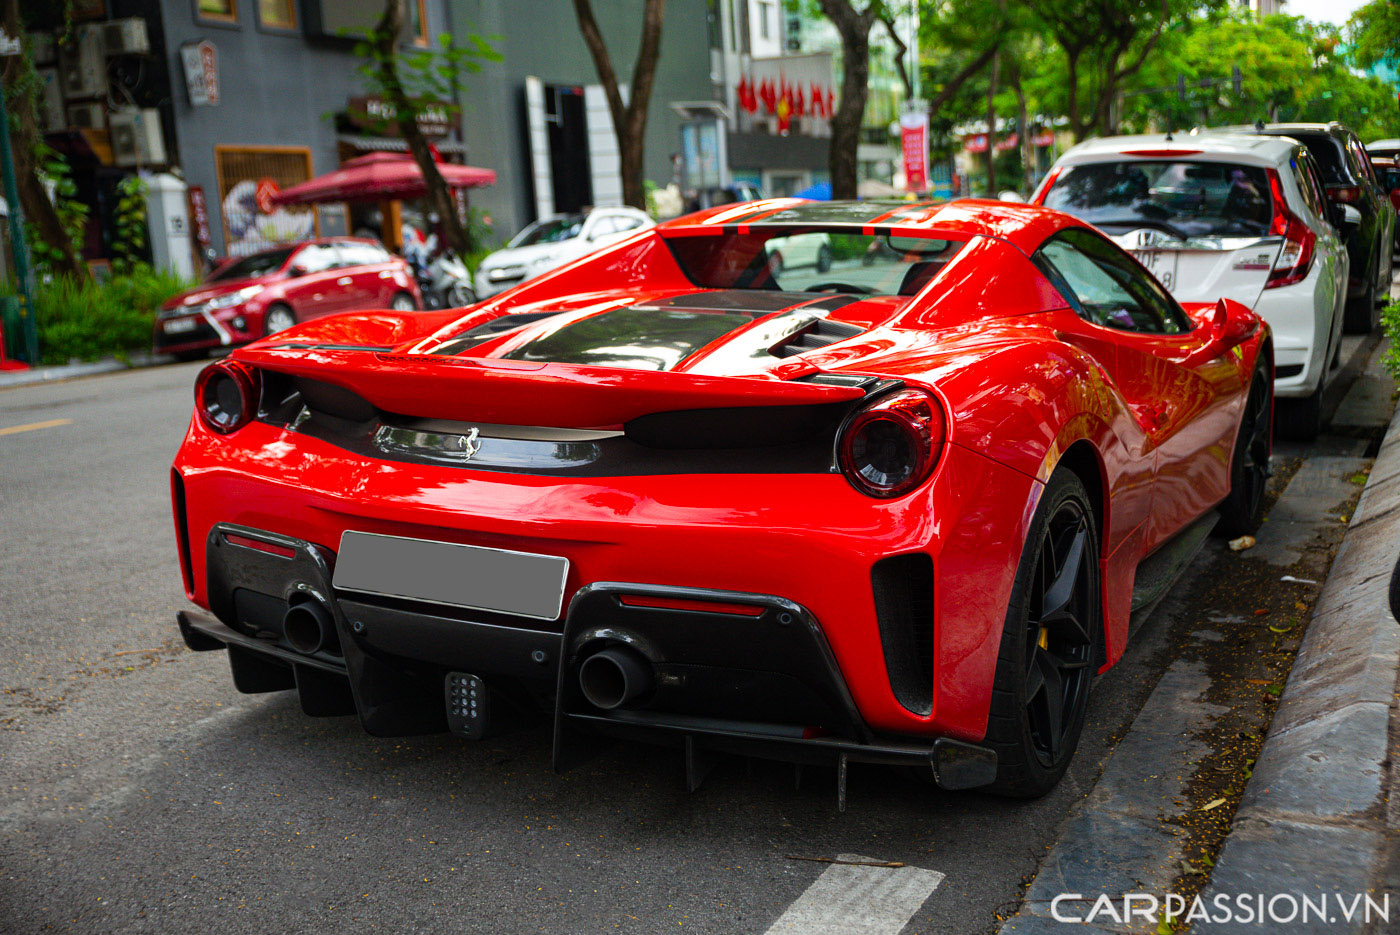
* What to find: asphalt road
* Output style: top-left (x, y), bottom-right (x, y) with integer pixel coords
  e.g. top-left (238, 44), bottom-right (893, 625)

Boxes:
top-left (0, 323), bottom-right (1388, 934)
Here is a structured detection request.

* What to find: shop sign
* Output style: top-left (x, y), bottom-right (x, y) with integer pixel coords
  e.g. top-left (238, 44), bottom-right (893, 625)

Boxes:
top-left (900, 110), bottom-right (929, 192)
top-left (187, 186), bottom-right (212, 254)
top-left (181, 40), bottom-right (219, 106)
top-left (347, 96), bottom-right (454, 139)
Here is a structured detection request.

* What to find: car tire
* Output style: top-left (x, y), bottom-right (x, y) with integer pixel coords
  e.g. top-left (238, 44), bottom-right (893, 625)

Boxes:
top-left (983, 469), bottom-right (1101, 799)
top-left (1276, 384), bottom-right (1323, 442)
top-left (1215, 363), bottom-right (1273, 538)
top-left (389, 292), bottom-right (417, 311)
top-left (263, 304), bottom-right (297, 336)
top-left (817, 244), bottom-right (833, 274)
top-left (1344, 260), bottom-right (1380, 334)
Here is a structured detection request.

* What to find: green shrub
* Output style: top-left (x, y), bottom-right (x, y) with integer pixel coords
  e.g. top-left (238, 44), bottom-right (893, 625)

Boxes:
top-left (1383, 298), bottom-right (1400, 381)
top-left (22, 266), bottom-right (194, 364)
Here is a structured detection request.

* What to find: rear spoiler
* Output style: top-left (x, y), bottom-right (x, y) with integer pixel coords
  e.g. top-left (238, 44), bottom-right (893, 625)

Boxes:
top-left (233, 346), bottom-right (867, 427)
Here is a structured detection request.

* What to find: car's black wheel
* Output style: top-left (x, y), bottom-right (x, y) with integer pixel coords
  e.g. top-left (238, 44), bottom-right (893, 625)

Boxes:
top-left (1276, 383), bottom-right (1322, 442)
top-left (984, 470), bottom-right (1100, 798)
top-left (263, 304), bottom-right (297, 336)
top-left (389, 291), bottom-right (418, 311)
top-left (816, 244), bottom-right (833, 273)
top-left (1216, 365), bottom-right (1272, 538)
top-left (1344, 256), bottom-right (1380, 333)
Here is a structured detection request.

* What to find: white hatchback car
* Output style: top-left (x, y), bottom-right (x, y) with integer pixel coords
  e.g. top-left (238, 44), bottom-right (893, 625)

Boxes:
top-left (475, 207), bottom-right (655, 299)
top-left (1034, 134), bottom-right (1355, 438)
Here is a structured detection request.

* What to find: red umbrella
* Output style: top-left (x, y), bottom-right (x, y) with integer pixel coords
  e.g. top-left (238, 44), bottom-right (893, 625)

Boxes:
top-left (270, 152), bottom-right (496, 206)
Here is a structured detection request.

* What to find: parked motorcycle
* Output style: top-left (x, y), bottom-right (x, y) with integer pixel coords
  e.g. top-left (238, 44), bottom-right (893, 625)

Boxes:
top-left (411, 249), bottom-right (477, 309)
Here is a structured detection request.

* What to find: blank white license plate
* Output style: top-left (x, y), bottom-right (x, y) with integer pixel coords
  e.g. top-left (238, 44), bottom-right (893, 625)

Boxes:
top-left (332, 531), bottom-right (569, 621)
top-left (164, 317), bottom-right (198, 334)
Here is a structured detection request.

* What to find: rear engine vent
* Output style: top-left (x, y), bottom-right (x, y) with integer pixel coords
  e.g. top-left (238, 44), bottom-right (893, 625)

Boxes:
top-left (430, 310), bottom-right (568, 356)
top-left (871, 553), bottom-right (935, 715)
top-left (769, 318), bottom-right (864, 359)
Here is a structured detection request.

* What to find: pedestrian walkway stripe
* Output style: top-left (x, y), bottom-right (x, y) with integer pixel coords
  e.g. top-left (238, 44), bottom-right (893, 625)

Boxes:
top-left (764, 854), bottom-right (944, 934)
top-left (0, 418), bottom-right (71, 437)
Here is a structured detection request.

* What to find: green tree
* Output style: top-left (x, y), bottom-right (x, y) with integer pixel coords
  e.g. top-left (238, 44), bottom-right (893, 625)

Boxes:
top-left (1347, 0), bottom-right (1400, 72)
top-left (815, 0), bottom-right (886, 199)
top-left (357, 0), bottom-right (500, 258)
top-left (572, 0), bottom-right (667, 211)
top-left (3, 0), bottom-right (88, 281)
top-left (1017, 0), bottom-right (1202, 141)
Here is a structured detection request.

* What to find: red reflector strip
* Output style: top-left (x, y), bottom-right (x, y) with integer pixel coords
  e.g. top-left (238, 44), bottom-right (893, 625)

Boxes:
top-left (1121, 148), bottom-right (1203, 157)
top-left (224, 533), bottom-right (297, 559)
top-left (618, 594), bottom-right (766, 617)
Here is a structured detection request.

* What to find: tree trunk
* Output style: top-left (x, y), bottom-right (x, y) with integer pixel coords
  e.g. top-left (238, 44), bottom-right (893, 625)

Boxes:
top-left (0, 0), bottom-right (86, 281)
top-left (572, 0), bottom-right (666, 211)
top-left (821, 0), bottom-right (876, 200)
top-left (985, 50), bottom-right (999, 196)
top-left (374, 0), bottom-right (471, 257)
top-left (1066, 46), bottom-right (1088, 142)
top-left (1014, 71), bottom-right (1034, 194)
top-left (881, 15), bottom-right (913, 100)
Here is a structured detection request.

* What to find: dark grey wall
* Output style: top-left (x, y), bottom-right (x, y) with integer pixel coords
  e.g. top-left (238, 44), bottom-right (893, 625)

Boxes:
top-left (449, 0), bottom-right (714, 241)
top-left (156, 0), bottom-right (451, 255)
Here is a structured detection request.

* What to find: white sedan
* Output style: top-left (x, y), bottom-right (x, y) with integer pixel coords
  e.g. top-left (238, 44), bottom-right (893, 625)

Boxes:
top-left (474, 207), bottom-right (655, 299)
top-left (1034, 133), bottom-right (1354, 439)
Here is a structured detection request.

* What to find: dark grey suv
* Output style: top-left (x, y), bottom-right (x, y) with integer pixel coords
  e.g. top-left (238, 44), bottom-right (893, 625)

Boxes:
top-left (1253, 123), bottom-right (1395, 332)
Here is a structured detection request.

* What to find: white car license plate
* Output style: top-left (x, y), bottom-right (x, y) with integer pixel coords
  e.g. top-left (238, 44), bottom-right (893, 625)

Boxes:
top-left (1130, 249), bottom-right (1179, 292)
top-left (164, 317), bottom-right (198, 334)
top-left (332, 531), bottom-right (570, 621)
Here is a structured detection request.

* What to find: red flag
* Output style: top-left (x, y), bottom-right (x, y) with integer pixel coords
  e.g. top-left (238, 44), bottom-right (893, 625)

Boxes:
top-left (760, 78), bottom-right (777, 114)
top-left (792, 85), bottom-right (806, 118)
top-left (776, 78), bottom-right (793, 133)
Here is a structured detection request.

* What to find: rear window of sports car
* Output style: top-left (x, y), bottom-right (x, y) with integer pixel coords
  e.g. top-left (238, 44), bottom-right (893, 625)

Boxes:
top-left (662, 229), bottom-right (967, 297)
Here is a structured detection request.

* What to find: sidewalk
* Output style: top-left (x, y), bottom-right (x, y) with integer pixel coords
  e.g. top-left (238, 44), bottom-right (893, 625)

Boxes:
top-left (1191, 383), bottom-right (1400, 933)
top-left (0, 351), bottom-right (175, 390)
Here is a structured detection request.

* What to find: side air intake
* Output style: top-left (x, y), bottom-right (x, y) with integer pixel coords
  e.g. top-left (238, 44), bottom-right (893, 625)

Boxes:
top-left (871, 552), bottom-right (935, 715)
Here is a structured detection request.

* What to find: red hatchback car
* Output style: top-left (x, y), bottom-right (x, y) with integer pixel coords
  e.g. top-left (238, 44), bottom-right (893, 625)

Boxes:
top-left (154, 238), bottom-right (420, 361)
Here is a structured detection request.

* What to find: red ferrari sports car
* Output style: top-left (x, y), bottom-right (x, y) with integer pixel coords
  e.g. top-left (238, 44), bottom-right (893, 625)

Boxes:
top-left (171, 199), bottom-right (1271, 802)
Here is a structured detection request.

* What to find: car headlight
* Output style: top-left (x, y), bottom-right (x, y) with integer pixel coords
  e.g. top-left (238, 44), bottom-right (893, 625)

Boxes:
top-left (487, 265), bottom-right (526, 282)
top-left (207, 286), bottom-right (262, 310)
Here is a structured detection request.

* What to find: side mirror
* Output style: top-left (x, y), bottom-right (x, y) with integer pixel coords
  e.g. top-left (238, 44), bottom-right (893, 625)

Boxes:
top-left (288, 264), bottom-right (308, 277)
top-left (1338, 204), bottom-right (1362, 231)
top-left (1184, 299), bottom-right (1258, 367)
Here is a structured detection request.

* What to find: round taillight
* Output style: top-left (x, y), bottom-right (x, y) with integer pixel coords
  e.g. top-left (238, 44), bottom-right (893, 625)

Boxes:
top-left (195, 360), bottom-right (259, 434)
top-left (838, 388), bottom-right (945, 498)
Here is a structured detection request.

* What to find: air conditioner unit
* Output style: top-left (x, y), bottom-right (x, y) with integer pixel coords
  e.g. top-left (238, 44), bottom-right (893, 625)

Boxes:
top-left (66, 101), bottom-right (106, 131)
top-left (102, 18), bottom-right (150, 56)
top-left (109, 108), bottom-right (166, 167)
top-left (37, 69), bottom-right (64, 132)
top-left (58, 25), bottom-right (105, 99)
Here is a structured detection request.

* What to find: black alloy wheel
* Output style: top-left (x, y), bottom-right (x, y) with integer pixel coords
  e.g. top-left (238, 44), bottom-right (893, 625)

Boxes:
top-left (1216, 369), bottom-right (1272, 538)
top-left (984, 470), bottom-right (1100, 797)
top-left (1022, 499), bottom-right (1096, 767)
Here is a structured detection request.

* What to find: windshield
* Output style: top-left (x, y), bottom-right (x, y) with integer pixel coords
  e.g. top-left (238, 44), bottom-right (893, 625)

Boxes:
top-left (664, 230), bottom-right (966, 296)
top-left (510, 215), bottom-right (586, 248)
top-left (1044, 161), bottom-right (1275, 239)
top-left (207, 247), bottom-right (296, 283)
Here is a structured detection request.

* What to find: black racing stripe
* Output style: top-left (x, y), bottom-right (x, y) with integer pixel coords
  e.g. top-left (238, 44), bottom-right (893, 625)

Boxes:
top-left (802, 294), bottom-right (865, 312)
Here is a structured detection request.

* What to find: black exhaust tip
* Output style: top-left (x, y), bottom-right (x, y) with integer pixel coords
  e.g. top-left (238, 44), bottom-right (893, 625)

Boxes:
top-left (578, 646), bottom-right (654, 710)
top-left (283, 597), bottom-right (339, 656)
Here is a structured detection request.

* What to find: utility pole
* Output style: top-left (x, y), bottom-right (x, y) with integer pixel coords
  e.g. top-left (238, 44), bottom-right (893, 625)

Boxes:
top-left (0, 29), bottom-right (35, 364)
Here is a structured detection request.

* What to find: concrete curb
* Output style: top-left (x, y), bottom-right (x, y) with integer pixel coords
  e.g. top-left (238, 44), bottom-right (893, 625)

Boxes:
top-left (1190, 400), bottom-right (1400, 933)
top-left (0, 351), bottom-right (174, 389)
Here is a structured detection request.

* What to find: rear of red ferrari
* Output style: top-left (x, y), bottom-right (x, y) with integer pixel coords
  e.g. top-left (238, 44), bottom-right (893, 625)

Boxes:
top-left (170, 226), bottom-right (1047, 794)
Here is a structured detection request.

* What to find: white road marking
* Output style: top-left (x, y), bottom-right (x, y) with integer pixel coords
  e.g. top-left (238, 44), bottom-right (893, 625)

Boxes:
top-left (765, 853), bottom-right (945, 934)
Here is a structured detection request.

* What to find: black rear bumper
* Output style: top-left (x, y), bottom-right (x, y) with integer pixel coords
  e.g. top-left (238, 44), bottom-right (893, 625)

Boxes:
top-left (179, 522), bottom-right (997, 797)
